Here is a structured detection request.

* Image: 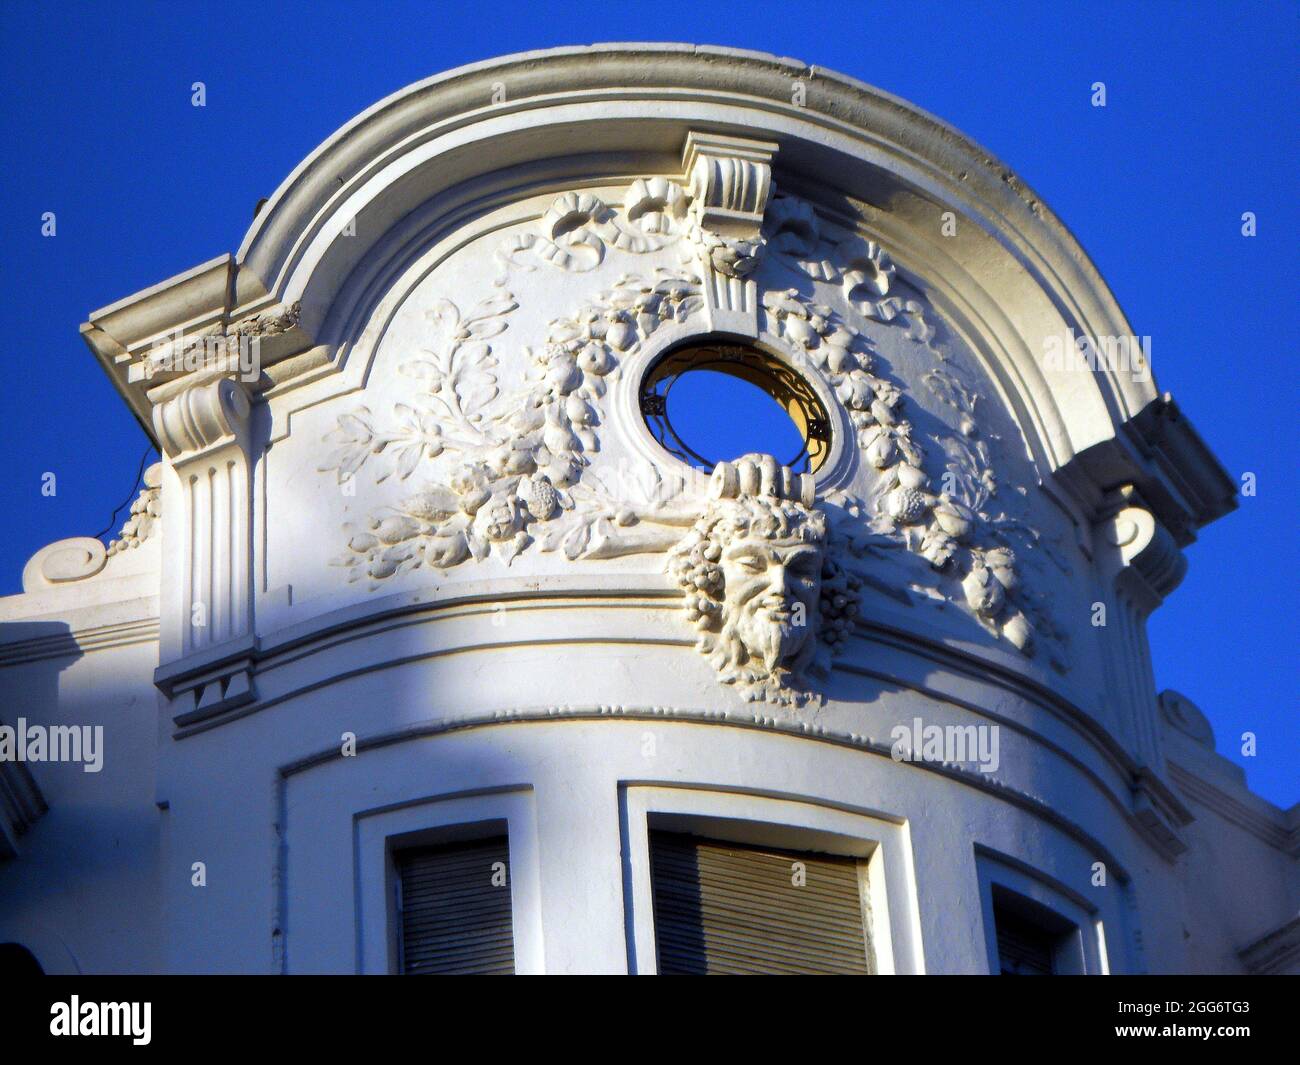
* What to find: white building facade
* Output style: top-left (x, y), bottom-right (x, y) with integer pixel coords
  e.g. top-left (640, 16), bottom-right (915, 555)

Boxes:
top-left (1, 45), bottom-right (1295, 975)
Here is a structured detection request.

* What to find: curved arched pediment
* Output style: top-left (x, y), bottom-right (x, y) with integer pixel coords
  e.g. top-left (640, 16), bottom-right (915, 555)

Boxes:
top-left (226, 47), bottom-right (1210, 497)
top-left (86, 46), bottom-right (1232, 537)
top-left (76, 44), bottom-right (1234, 716)
top-left (282, 145), bottom-right (1093, 700)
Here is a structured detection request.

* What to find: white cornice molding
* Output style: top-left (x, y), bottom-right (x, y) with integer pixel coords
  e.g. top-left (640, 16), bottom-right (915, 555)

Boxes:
top-left (1239, 915), bottom-right (1300, 975)
top-left (0, 617), bottom-right (159, 667)
top-left (156, 573), bottom-right (1185, 862)
top-left (267, 703), bottom-right (1137, 883)
top-left (1167, 759), bottom-right (1296, 855)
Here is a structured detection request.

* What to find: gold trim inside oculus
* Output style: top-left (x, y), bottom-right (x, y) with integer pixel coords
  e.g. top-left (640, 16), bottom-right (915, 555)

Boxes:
top-left (639, 344), bottom-right (831, 474)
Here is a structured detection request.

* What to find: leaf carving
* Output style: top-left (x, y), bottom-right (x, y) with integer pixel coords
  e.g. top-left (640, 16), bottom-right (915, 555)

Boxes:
top-left (562, 520), bottom-right (591, 561)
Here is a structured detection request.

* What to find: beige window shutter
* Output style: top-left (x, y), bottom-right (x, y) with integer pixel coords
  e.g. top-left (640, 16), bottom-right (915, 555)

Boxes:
top-left (649, 831), bottom-right (871, 974)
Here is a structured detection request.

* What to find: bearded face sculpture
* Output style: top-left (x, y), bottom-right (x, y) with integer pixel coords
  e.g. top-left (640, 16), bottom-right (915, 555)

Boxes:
top-left (669, 454), bottom-right (828, 704)
top-left (720, 536), bottom-right (822, 671)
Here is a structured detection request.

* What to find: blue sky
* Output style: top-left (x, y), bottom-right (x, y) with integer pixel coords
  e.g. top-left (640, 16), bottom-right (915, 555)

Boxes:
top-left (0, 1), bottom-right (1294, 805)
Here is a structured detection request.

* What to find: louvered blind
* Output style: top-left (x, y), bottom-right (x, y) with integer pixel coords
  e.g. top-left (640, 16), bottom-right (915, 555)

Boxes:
top-left (995, 907), bottom-right (1056, 975)
top-left (649, 830), bottom-right (870, 974)
top-left (396, 836), bottom-right (514, 975)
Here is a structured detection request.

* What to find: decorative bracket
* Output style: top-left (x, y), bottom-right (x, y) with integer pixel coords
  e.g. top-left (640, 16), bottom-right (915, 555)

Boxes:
top-left (151, 375), bottom-right (257, 661)
top-left (682, 132), bottom-right (778, 338)
top-left (1097, 489), bottom-right (1187, 618)
top-left (1131, 767), bottom-right (1192, 860)
top-left (1096, 487), bottom-right (1188, 772)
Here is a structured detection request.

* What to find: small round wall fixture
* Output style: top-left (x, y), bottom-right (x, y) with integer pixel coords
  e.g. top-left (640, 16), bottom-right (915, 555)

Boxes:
top-left (638, 343), bottom-right (832, 474)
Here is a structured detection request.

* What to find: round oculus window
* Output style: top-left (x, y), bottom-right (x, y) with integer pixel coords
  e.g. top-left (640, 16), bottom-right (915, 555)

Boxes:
top-left (638, 344), bottom-right (831, 474)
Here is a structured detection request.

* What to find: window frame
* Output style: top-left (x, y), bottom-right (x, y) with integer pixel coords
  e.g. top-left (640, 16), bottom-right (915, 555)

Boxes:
top-left (620, 784), bottom-right (922, 974)
top-left (647, 828), bottom-right (875, 974)
top-left (975, 846), bottom-right (1108, 975)
top-left (355, 787), bottom-right (543, 974)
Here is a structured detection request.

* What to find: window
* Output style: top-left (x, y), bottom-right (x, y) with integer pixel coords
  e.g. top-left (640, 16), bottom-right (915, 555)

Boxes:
top-left (395, 836), bottom-right (513, 975)
top-left (991, 886), bottom-right (1076, 975)
top-left (648, 830), bottom-right (871, 974)
top-left (976, 847), bottom-right (1104, 974)
top-left (639, 343), bottom-right (831, 473)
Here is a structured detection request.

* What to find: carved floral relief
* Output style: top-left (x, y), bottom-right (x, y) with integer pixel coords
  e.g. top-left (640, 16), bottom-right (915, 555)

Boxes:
top-left (319, 272), bottom-right (704, 579)
top-left (317, 175), bottom-right (1070, 703)
top-left (107, 463), bottom-right (163, 557)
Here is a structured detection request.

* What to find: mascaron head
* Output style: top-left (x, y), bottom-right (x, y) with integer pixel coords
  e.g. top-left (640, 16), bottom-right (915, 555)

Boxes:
top-left (670, 454), bottom-right (827, 702)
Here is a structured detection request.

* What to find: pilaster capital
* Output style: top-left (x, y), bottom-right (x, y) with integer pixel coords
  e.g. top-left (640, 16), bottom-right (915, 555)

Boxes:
top-left (1097, 489), bottom-right (1187, 614)
top-left (151, 376), bottom-right (253, 461)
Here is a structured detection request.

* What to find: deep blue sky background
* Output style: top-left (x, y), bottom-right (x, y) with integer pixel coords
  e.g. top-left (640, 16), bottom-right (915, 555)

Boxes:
top-left (0, 2), bottom-right (1294, 805)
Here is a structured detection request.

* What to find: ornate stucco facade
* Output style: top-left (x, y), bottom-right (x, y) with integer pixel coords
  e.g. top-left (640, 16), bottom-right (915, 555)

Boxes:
top-left (1, 44), bottom-right (1295, 975)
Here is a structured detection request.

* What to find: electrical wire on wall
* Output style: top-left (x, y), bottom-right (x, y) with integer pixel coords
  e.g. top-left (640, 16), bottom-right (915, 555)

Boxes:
top-left (92, 444), bottom-right (158, 542)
